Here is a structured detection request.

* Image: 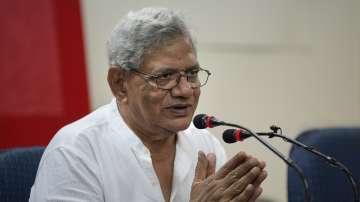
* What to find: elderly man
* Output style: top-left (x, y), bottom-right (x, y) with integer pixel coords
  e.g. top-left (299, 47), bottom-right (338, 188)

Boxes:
top-left (30, 7), bottom-right (267, 202)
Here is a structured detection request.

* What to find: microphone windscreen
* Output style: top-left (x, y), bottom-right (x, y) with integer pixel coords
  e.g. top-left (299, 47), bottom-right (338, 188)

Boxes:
top-left (223, 129), bottom-right (237, 143)
top-left (193, 114), bottom-right (207, 129)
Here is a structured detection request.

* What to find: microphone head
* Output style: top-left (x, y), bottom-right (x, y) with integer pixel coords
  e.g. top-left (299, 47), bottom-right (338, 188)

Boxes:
top-left (193, 114), bottom-right (208, 129)
top-left (223, 129), bottom-right (238, 143)
top-left (222, 129), bottom-right (252, 143)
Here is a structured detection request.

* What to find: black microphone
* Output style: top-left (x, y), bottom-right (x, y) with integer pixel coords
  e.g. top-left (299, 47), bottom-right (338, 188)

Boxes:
top-left (193, 114), bottom-right (311, 202)
top-left (223, 129), bottom-right (252, 143)
top-left (193, 114), bottom-right (224, 129)
top-left (222, 129), bottom-right (273, 143)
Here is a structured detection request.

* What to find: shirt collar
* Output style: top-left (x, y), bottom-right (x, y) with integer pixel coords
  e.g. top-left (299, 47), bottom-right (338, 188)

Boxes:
top-left (107, 98), bottom-right (194, 183)
top-left (107, 98), bottom-right (145, 151)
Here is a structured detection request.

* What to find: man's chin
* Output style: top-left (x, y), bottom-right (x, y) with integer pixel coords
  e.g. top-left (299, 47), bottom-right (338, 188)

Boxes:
top-left (166, 117), bottom-right (192, 133)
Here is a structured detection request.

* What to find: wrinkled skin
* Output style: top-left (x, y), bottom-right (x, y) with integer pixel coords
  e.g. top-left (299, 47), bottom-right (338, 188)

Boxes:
top-left (191, 151), bottom-right (267, 202)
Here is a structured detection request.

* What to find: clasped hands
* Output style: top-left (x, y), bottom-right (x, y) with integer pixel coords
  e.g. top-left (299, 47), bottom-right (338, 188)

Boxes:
top-left (191, 151), bottom-right (267, 202)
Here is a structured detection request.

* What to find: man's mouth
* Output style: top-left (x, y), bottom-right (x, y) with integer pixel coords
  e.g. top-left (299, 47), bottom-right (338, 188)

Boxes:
top-left (166, 104), bottom-right (192, 116)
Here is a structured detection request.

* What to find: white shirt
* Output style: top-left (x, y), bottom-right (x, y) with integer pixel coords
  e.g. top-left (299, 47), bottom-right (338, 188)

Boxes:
top-left (29, 99), bottom-right (226, 202)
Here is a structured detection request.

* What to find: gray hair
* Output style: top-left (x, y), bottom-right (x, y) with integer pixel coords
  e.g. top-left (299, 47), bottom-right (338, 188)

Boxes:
top-left (106, 7), bottom-right (196, 70)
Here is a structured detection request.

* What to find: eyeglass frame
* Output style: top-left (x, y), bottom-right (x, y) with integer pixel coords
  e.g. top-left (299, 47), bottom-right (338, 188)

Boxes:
top-left (130, 67), bottom-right (211, 90)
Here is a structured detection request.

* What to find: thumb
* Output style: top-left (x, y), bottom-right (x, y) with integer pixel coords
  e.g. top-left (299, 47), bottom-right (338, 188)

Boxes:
top-left (193, 151), bottom-right (208, 184)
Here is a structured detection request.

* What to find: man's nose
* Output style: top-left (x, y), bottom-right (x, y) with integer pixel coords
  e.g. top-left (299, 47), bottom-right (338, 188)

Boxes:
top-left (171, 76), bottom-right (193, 97)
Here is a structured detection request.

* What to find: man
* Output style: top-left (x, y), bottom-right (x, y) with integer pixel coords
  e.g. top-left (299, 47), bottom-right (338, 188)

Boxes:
top-left (30, 7), bottom-right (267, 202)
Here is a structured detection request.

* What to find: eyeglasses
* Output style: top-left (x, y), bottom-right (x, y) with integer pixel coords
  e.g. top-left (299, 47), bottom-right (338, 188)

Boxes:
top-left (131, 67), bottom-right (211, 90)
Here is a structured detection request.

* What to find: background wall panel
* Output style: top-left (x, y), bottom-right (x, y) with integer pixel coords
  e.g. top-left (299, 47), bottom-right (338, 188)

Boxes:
top-left (0, 0), bottom-right (90, 148)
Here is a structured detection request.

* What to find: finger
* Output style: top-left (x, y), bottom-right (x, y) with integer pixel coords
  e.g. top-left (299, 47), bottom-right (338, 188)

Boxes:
top-left (258, 160), bottom-right (266, 169)
top-left (230, 184), bottom-right (255, 202)
top-left (248, 156), bottom-right (266, 169)
top-left (249, 187), bottom-right (263, 202)
top-left (214, 152), bottom-right (247, 180)
top-left (193, 151), bottom-right (209, 184)
top-left (222, 157), bottom-right (260, 187)
top-left (206, 153), bottom-right (216, 177)
top-left (223, 166), bottom-right (261, 197)
top-left (252, 170), bottom-right (267, 187)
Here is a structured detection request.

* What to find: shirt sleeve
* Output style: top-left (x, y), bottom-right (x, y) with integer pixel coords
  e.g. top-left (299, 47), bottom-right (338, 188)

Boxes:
top-left (29, 146), bottom-right (103, 202)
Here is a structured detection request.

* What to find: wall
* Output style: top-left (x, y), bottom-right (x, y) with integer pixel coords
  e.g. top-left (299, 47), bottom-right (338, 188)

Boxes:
top-left (81, 1), bottom-right (360, 201)
top-left (0, 0), bottom-right (90, 148)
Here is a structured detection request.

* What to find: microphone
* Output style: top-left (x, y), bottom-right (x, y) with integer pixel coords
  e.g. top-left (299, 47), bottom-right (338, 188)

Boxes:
top-left (222, 129), bottom-right (274, 143)
top-left (193, 114), bottom-right (224, 129)
top-left (193, 114), bottom-right (311, 202)
top-left (223, 129), bottom-right (252, 143)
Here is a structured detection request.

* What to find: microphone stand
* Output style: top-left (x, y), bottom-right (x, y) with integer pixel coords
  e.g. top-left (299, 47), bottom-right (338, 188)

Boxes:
top-left (258, 131), bottom-right (360, 202)
top-left (220, 121), bottom-right (311, 202)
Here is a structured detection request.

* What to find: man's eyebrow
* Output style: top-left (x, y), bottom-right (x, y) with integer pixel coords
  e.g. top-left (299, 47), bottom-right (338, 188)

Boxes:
top-left (151, 67), bottom-right (177, 75)
top-left (187, 65), bottom-right (200, 70)
top-left (151, 64), bottom-right (200, 74)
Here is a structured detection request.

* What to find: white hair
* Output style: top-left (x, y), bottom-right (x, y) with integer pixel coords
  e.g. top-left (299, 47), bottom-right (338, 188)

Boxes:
top-left (106, 7), bottom-right (196, 70)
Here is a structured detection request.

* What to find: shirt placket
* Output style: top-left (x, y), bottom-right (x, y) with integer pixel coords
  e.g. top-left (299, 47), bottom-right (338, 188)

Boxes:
top-left (132, 145), bottom-right (165, 202)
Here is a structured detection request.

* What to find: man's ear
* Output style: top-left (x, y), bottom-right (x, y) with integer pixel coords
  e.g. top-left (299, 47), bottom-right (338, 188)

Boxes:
top-left (107, 67), bottom-right (129, 103)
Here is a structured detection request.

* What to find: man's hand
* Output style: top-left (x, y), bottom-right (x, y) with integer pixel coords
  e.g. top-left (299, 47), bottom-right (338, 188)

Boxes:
top-left (190, 151), bottom-right (267, 202)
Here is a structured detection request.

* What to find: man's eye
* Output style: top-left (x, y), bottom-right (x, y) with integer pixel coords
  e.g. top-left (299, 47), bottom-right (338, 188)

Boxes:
top-left (157, 72), bottom-right (174, 80)
top-left (187, 69), bottom-right (199, 77)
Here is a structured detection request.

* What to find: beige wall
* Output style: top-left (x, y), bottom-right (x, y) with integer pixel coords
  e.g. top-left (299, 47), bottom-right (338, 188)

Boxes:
top-left (81, 1), bottom-right (360, 201)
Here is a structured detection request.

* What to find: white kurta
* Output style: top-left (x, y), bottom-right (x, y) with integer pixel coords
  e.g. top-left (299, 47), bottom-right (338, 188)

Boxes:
top-left (29, 99), bottom-right (226, 202)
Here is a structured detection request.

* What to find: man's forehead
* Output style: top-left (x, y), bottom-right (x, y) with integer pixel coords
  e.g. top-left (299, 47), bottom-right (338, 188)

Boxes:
top-left (140, 40), bottom-right (198, 73)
